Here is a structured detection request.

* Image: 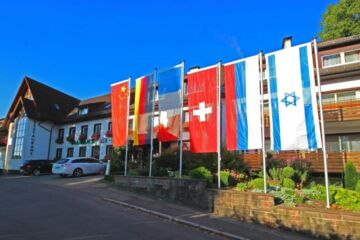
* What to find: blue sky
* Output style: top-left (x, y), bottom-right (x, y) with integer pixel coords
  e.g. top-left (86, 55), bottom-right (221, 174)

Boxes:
top-left (0, 0), bottom-right (337, 117)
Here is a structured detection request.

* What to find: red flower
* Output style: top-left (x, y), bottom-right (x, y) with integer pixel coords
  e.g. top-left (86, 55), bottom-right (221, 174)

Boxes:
top-left (91, 132), bottom-right (100, 141)
top-left (105, 130), bottom-right (113, 138)
top-left (78, 134), bottom-right (87, 144)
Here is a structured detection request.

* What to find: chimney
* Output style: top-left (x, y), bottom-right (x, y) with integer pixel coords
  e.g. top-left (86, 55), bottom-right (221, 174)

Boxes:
top-left (282, 36), bottom-right (293, 49)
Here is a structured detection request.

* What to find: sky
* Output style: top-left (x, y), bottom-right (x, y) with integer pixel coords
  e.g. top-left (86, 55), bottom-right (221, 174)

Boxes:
top-left (0, 0), bottom-right (337, 117)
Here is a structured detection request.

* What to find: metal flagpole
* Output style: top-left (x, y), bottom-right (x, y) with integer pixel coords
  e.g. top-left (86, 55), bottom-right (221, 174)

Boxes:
top-left (217, 61), bottom-right (222, 189)
top-left (149, 69), bottom-right (157, 177)
top-left (259, 52), bottom-right (267, 193)
top-left (124, 77), bottom-right (131, 176)
top-left (313, 38), bottom-right (330, 208)
top-left (179, 61), bottom-right (185, 178)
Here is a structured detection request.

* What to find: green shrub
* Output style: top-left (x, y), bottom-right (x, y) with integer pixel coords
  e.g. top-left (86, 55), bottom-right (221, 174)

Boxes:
top-left (283, 178), bottom-right (296, 189)
top-left (283, 166), bottom-right (295, 179)
top-left (269, 168), bottom-right (283, 182)
top-left (189, 167), bottom-right (213, 183)
top-left (272, 188), bottom-right (304, 206)
top-left (356, 180), bottom-right (360, 193)
top-left (250, 178), bottom-right (265, 190)
top-left (344, 161), bottom-right (359, 190)
top-left (334, 187), bottom-right (360, 212)
top-left (220, 171), bottom-right (231, 186)
top-left (104, 175), bottom-right (114, 182)
top-left (236, 182), bottom-right (248, 192)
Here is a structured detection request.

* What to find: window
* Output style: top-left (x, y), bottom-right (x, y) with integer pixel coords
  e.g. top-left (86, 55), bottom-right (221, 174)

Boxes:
top-left (13, 117), bottom-right (27, 159)
top-left (81, 125), bottom-right (88, 137)
top-left (67, 148), bottom-right (74, 157)
top-left (322, 53), bottom-right (341, 67)
top-left (57, 129), bottom-right (64, 142)
top-left (108, 122), bottom-right (112, 131)
top-left (341, 135), bottom-right (360, 152)
top-left (55, 148), bottom-right (62, 160)
top-left (337, 91), bottom-right (356, 102)
top-left (322, 93), bottom-right (336, 104)
top-left (69, 127), bottom-right (76, 137)
top-left (91, 146), bottom-right (100, 159)
top-left (129, 119), bottom-right (134, 130)
top-left (78, 107), bottom-right (88, 115)
top-left (93, 123), bottom-right (101, 134)
top-left (325, 135), bottom-right (341, 152)
top-left (106, 145), bottom-right (114, 156)
top-left (345, 49), bottom-right (360, 63)
top-left (79, 147), bottom-right (86, 157)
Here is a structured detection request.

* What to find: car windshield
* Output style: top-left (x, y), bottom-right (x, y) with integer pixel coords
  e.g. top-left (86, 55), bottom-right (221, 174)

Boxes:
top-left (56, 159), bottom-right (70, 164)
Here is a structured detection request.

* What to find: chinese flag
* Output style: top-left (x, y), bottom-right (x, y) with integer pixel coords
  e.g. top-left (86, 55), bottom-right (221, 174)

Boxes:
top-left (111, 80), bottom-right (130, 147)
top-left (188, 66), bottom-right (219, 153)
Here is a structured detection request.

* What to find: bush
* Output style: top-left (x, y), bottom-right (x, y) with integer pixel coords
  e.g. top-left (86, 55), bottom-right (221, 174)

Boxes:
top-left (220, 171), bottom-right (231, 187)
top-left (250, 178), bottom-right (265, 190)
top-left (189, 167), bottom-right (213, 183)
top-left (269, 168), bottom-right (283, 182)
top-left (272, 188), bottom-right (304, 206)
top-left (283, 166), bottom-right (295, 179)
top-left (104, 175), bottom-right (114, 182)
top-left (344, 161), bottom-right (359, 190)
top-left (236, 182), bottom-right (248, 192)
top-left (356, 180), bottom-right (360, 193)
top-left (334, 187), bottom-right (360, 212)
top-left (283, 178), bottom-right (296, 189)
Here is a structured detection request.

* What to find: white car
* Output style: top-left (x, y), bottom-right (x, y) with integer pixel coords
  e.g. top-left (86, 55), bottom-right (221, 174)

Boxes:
top-left (52, 157), bottom-right (105, 177)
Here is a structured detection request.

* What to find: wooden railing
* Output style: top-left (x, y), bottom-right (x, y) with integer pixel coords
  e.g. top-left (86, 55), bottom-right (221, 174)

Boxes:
top-left (263, 99), bottom-right (360, 125)
top-left (241, 151), bottom-right (360, 173)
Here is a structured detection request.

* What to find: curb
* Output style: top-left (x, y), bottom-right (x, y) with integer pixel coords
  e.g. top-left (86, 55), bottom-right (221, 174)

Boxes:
top-left (103, 197), bottom-right (249, 240)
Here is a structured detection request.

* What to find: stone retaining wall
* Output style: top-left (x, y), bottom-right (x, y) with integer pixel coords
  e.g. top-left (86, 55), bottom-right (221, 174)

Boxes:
top-left (114, 175), bottom-right (211, 209)
top-left (213, 190), bottom-right (360, 239)
top-left (112, 176), bottom-right (360, 239)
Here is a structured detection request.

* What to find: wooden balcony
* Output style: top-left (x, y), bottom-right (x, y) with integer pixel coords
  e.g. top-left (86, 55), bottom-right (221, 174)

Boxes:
top-left (241, 151), bottom-right (360, 173)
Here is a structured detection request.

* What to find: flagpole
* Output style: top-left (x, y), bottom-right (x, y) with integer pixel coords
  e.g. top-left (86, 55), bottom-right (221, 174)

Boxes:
top-left (179, 61), bottom-right (185, 178)
top-left (217, 61), bottom-right (222, 189)
top-left (313, 38), bottom-right (330, 208)
top-left (259, 51), bottom-right (267, 193)
top-left (124, 77), bottom-right (131, 176)
top-left (149, 69), bottom-right (157, 177)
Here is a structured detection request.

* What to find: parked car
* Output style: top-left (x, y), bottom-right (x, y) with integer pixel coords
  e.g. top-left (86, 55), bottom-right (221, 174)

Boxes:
top-left (52, 157), bottom-right (105, 177)
top-left (20, 160), bottom-right (54, 176)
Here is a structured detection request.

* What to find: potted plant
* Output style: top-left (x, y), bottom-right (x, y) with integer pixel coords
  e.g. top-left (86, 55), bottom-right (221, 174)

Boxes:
top-left (55, 138), bottom-right (64, 144)
top-left (91, 132), bottom-right (100, 141)
top-left (66, 135), bottom-right (75, 144)
top-left (105, 130), bottom-right (113, 138)
top-left (78, 134), bottom-right (87, 144)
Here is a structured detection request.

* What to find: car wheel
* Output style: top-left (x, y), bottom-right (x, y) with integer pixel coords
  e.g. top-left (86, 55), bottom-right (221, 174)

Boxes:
top-left (73, 168), bottom-right (83, 177)
top-left (33, 169), bottom-right (41, 176)
top-left (60, 174), bottom-right (68, 178)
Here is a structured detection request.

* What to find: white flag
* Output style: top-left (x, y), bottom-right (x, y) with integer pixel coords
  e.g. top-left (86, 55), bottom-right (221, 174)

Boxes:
top-left (266, 43), bottom-right (322, 151)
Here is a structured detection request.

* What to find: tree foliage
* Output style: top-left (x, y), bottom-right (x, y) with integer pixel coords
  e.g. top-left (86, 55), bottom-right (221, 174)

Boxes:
top-left (319, 0), bottom-right (360, 40)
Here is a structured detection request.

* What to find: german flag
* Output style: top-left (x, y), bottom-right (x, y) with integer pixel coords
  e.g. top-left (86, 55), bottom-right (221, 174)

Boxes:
top-left (134, 74), bottom-right (155, 145)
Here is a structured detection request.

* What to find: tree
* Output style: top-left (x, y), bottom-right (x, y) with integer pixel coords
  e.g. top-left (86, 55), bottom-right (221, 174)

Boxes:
top-left (319, 0), bottom-right (360, 41)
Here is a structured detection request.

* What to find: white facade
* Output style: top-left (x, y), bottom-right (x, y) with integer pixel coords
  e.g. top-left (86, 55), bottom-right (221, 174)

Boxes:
top-left (50, 117), bottom-right (113, 161)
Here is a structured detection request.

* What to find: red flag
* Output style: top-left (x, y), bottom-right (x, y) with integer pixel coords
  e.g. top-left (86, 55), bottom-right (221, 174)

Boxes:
top-left (188, 66), bottom-right (219, 153)
top-left (111, 80), bottom-right (130, 147)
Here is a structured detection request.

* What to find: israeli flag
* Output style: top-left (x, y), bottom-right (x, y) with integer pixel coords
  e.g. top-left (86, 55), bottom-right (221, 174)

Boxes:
top-left (266, 43), bottom-right (322, 151)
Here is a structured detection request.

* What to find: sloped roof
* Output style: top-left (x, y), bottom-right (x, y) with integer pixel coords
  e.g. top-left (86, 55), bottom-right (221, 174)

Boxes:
top-left (25, 77), bottom-right (80, 122)
top-left (2, 77), bottom-right (80, 127)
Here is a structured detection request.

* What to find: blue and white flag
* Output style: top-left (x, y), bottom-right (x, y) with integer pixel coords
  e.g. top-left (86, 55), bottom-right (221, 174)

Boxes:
top-left (157, 63), bottom-right (183, 142)
top-left (266, 43), bottom-right (322, 151)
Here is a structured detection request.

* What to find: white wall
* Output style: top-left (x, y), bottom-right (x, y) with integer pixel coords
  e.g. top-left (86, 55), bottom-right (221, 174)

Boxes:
top-left (0, 147), bottom-right (6, 169)
top-left (6, 118), bottom-right (53, 170)
top-left (50, 118), bottom-right (113, 160)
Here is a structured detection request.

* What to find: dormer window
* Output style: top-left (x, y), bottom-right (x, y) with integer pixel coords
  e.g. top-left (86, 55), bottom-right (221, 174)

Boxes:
top-left (78, 107), bottom-right (88, 115)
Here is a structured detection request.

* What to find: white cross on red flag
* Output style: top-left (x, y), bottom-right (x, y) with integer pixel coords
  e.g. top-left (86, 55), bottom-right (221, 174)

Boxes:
top-left (187, 66), bottom-right (219, 153)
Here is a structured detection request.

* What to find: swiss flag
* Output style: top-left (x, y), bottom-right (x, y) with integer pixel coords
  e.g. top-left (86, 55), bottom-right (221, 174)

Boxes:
top-left (188, 66), bottom-right (219, 153)
top-left (111, 80), bottom-right (130, 147)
